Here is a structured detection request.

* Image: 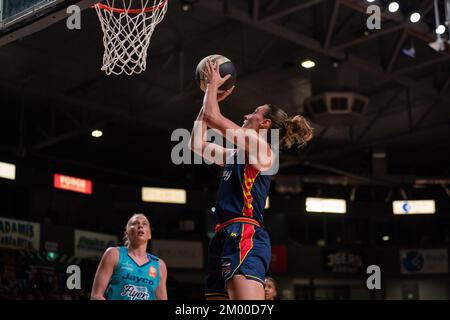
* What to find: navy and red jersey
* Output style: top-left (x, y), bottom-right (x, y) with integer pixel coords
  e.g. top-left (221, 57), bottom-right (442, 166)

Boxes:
top-left (214, 149), bottom-right (271, 224)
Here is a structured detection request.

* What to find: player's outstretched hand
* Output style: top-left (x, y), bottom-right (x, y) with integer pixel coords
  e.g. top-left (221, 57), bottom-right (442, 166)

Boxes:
top-left (203, 59), bottom-right (231, 92)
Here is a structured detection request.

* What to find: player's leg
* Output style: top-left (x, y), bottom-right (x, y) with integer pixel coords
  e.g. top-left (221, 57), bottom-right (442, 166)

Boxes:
top-left (227, 274), bottom-right (264, 300)
top-left (223, 224), bottom-right (271, 300)
top-left (205, 231), bottom-right (229, 300)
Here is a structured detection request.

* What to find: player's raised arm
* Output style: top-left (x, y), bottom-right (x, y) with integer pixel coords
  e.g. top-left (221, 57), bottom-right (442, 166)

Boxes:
top-left (188, 91), bottom-right (235, 167)
top-left (201, 59), bottom-right (273, 171)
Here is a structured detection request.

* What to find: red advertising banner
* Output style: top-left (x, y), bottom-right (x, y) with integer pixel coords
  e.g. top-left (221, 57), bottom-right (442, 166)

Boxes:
top-left (54, 174), bottom-right (92, 195)
top-left (270, 245), bottom-right (288, 273)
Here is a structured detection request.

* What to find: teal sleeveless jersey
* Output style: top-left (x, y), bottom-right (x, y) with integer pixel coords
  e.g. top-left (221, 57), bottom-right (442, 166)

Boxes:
top-left (105, 246), bottom-right (160, 300)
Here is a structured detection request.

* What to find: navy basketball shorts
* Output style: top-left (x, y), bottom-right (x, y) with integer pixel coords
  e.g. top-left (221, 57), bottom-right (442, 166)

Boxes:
top-left (205, 222), bottom-right (271, 298)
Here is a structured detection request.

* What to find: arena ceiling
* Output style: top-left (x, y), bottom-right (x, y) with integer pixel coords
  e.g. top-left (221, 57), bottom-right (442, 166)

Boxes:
top-left (0, 0), bottom-right (449, 196)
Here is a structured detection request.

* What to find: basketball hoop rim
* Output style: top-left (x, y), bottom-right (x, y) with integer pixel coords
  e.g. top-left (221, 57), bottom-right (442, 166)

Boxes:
top-left (95, 0), bottom-right (168, 14)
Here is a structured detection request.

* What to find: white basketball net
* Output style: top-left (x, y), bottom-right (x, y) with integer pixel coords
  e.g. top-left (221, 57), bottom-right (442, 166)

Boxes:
top-left (94, 0), bottom-right (168, 76)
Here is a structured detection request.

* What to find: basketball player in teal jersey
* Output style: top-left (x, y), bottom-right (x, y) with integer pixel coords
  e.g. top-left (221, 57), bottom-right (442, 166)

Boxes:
top-left (190, 60), bottom-right (313, 300)
top-left (90, 213), bottom-right (168, 300)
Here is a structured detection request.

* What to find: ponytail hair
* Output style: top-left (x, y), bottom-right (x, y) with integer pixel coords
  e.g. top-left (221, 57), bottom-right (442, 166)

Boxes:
top-left (264, 104), bottom-right (314, 150)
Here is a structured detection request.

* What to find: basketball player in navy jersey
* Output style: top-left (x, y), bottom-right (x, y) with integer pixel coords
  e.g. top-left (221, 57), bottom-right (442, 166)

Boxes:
top-left (189, 60), bottom-right (313, 300)
top-left (90, 213), bottom-right (168, 300)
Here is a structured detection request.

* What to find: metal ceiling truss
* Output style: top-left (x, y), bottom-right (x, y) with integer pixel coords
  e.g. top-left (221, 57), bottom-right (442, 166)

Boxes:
top-left (0, 79), bottom-right (173, 134)
top-left (333, 23), bottom-right (406, 50)
top-left (308, 116), bottom-right (450, 162)
top-left (324, 0), bottom-right (340, 49)
top-left (197, 0), bottom-right (450, 174)
top-left (355, 87), bottom-right (404, 142)
top-left (339, 0), bottom-right (450, 58)
top-left (199, 1), bottom-right (450, 105)
top-left (30, 119), bottom-right (112, 153)
top-left (1, 0), bottom-right (448, 174)
top-left (3, 82), bottom-right (115, 155)
top-left (258, 0), bottom-right (326, 23)
top-left (280, 126), bottom-right (330, 169)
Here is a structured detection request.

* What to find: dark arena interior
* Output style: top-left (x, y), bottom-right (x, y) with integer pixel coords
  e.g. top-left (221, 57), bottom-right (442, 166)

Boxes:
top-left (1, 0), bottom-right (450, 301)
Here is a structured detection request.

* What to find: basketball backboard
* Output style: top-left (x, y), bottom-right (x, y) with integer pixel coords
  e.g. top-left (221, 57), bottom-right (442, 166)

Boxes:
top-left (0, 0), bottom-right (62, 30)
top-left (0, 0), bottom-right (98, 47)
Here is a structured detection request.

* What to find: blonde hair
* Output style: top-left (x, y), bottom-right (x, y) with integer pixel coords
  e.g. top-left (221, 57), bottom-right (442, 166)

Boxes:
top-left (264, 104), bottom-right (314, 150)
top-left (123, 213), bottom-right (149, 247)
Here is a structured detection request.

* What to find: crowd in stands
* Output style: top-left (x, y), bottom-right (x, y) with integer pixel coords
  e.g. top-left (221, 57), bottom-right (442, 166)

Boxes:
top-left (0, 248), bottom-right (205, 300)
top-left (0, 248), bottom-right (91, 300)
